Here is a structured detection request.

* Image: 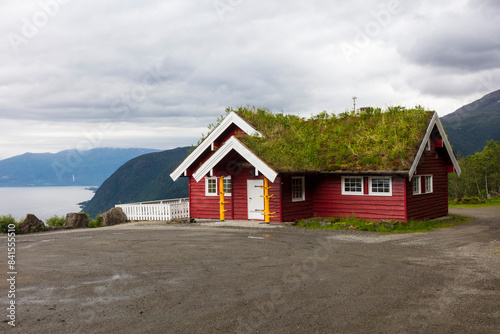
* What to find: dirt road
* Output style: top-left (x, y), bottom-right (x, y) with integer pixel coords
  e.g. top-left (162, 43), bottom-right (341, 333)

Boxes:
top-left (1, 207), bottom-right (499, 333)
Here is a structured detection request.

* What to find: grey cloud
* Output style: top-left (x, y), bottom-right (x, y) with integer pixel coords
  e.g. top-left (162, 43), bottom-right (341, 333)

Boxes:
top-left (1, 0), bottom-right (500, 158)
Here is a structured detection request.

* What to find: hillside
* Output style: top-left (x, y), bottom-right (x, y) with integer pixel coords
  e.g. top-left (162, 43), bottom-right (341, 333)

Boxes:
top-left (83, 147), bottom-right (189, 218)
top-left (0, 148), bottom-right (160, 187)
top-left (441, 89), bottom-right (500, 156)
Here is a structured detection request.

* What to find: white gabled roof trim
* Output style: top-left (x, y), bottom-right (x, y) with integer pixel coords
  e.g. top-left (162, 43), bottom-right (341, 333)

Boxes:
top-left (409, 112), bottom-right (461, 180)
top-left (170, 111), bottom-right (261, 181)
top-left (192, 136), bottom-right (278, 183)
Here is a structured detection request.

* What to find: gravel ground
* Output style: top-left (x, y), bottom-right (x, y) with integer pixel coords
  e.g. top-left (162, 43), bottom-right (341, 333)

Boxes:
top-left (1, 207), bottom-right (499, 333)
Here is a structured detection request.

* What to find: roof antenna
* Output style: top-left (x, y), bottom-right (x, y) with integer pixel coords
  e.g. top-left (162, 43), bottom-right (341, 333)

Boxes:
top-left (352, 96), bottom-right (357, 113)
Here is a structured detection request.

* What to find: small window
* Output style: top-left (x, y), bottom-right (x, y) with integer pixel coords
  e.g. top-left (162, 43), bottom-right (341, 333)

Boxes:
top-left (205, 177), bottom-right (231, 196)
top-left (369, 177), bottom-right (392, 196)
top-left (292, 176), bottom-right (305, 202)
top-left (223, 177), bottom-right (232, 195)
top-left (425, 175), bottom-right (433, 193)
top-left (342, 177), bottom-right (363, 195)
top-left (205, 177), bottom-right (217, 196)
top-left (413, 176), bottom-right (421, 195)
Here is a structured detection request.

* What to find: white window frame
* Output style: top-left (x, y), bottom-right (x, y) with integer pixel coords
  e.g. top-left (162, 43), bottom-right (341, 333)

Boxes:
top-left (342, 176), bottom-right (364, 195)
top-left (291, 176), bottom-right (305, 202)
top-left (425, 175), bottom-right (433, 194)
top-left (413, 175), bottom-right (433, 195)
top-left (368, 176), bottom-right (392, 196)
top-left (205, 177), bottom-right (218, 196)
top-left (413, 176), bottom-right (421, 195)
top-left (205, 176), bottom-right (231, 197)
top-left (223, 177), bottom-right (232, 195)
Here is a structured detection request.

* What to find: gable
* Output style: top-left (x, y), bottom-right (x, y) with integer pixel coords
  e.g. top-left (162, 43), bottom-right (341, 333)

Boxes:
top-left (408, 112), bottom-right (461, 180)
top-left (170, 111), bottom-right (261, 181)
top-left (192, 136), bottom-right (278, 183)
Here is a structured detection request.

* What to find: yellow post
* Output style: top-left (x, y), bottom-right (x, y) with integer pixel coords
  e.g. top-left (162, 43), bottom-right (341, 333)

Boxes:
top-left (219, 176), bottom-right (227, 221)
top-left (260, 178), bottom-right (275, 223)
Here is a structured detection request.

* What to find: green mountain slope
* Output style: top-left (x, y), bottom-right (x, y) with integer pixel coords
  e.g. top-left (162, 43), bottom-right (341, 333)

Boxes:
top-left (441, 89), bottom-right (500, 156)
top-left (83, 147), bottom-right (189, 218)
top-left (0, 148), bottom-right (160, 187)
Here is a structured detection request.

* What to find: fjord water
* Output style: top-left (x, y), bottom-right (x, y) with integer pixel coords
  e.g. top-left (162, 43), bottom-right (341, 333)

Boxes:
top-left (0, 186), bottom-right (95, 221)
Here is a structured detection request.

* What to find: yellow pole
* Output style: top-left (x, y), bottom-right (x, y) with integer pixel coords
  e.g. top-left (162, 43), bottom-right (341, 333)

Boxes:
top-left (219, 176), bottom-right (226, 221)
top-left (264, 178), bottom-right (270, 223)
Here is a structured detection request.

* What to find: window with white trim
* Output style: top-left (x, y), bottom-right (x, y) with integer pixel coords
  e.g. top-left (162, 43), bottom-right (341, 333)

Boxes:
top-left (342, 176), bottom-right (363, 195)
top-left (413, 176), bottom-right (421, 195)
top-left (369, 177), bottom-right (392, 196)
top-left (223, 177), bottom-right (232, 195)
top-left (425, 175), bottom-right (433, 193)
top-left (291, 176), bottom-right (305, 202)
top-left (205, 177), bottom-right (231, 196)
top-left (413, 175), bottom-right (433, 195)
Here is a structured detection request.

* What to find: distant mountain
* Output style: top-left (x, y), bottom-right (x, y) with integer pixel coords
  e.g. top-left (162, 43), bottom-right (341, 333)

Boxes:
top-left (0, 148), bottom-right (160, 187)
top-left (83, 147), bottom-right (189, 218)
top-left (441, 89), bottom-right (500, 157)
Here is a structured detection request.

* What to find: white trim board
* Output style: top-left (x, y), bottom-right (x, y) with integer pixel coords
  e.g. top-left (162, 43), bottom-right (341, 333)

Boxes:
top-left (408, 112), bottom-right (461, 180)
top-left (170, 111), bottom-right (261, 181)
top-left (192, 136), bottom-right (278, 183)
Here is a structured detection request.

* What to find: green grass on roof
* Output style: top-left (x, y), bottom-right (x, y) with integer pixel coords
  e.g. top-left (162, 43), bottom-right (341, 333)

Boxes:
top-left (231, 106), bottom-right (433, 172)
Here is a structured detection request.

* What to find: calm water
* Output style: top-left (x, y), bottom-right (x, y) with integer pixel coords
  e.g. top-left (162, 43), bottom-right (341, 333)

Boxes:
top-left (0, 187), bottom-right (96, 221)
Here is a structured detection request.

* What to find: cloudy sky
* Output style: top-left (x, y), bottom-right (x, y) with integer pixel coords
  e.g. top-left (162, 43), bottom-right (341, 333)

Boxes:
top-left (1, 0), bottom-right (499, 160)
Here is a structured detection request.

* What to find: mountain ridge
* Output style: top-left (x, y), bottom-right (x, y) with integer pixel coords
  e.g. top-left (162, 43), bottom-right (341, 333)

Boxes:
top-left (0, 147), bottom-right (161, 187)
top-left (441, 89), bottom-right (500, 156)
top-left (82, 147), bottom-right (189, 218)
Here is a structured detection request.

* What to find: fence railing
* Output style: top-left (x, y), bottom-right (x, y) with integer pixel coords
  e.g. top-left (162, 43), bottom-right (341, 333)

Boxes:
top-left (115, 198), bottom-right (189, 221)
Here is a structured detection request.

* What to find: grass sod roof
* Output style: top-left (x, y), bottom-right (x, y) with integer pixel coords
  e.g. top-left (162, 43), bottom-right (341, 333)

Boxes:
top-left (230, 106), bottom-right (434, 173)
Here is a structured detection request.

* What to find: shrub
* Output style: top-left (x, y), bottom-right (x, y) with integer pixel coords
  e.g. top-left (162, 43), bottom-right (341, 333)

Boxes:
top-left (45, 215), bottom-right (66, 227)
top-left (88, 214), bottom-right (103, 228)
top-left (452, 196), bottom-right (486, 205)
top-left (0, 215), bottom-right (20, 234)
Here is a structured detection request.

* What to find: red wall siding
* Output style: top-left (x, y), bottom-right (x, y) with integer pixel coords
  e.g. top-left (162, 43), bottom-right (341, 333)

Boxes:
top-left (188, 168), bottom-right (281, 222)
top-left (232, 168), bottom-right (281, 222)
top-left (313, 175), bottom-right (407, 221)
top-left (406, 149), bottom-right (449, 220)
top-left (189, 177), bottom-right (232, 219)
top-left (281, 175), bottom-right (316, 222)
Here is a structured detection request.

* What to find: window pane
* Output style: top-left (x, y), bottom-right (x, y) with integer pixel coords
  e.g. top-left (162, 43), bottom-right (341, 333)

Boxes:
top-left (292, 177), bottom-right (304, 200)
top-left (413, 177), bottom-right (420, 194)
top-left (208, 178), bottom-right (217, 194)
top-left (344, 177), bottom-right (362, 193)
top-left (371, 178), bottom-right (390, 193)
top-left (223, 178), bottom-right (231, 194)
top-left (425, 176), bottom-right (432, 193)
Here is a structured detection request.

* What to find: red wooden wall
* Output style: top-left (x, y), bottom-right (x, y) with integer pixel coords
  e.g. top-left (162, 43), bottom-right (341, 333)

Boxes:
top-left (188, 167), bottom-right (282, 223)
top-left (406, 147), bottom-right (449, 220)
top-left (313, 174), bottom-right (407, 221)
top-left (280, 175), bottom-right (316, 221)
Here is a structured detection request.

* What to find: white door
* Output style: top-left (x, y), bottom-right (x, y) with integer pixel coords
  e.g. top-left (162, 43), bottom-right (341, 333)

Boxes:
top-left (247, 179), bottom-right (264, 220)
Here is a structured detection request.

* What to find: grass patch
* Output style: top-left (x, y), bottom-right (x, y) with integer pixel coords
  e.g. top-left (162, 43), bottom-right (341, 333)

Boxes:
top-left (449, 197), bottom-right (500, 208)
top-left (294, 215), bottom-right (468, 233)
top-left (229, 106), bottom-right (433, 172)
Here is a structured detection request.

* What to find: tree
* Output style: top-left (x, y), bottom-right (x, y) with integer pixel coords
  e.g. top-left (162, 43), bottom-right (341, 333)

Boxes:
top-left (449, 140), bottom-right (500, 199)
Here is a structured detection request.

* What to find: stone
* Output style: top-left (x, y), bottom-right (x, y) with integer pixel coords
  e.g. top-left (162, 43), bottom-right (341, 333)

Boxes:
top-left (101, 207), bottom-right (127, 227)
top-left (167, 217), bottom-right (194, 224)
top-left (20, 214), bottom-right (45, 234)
top-left (65, 213), bottom-right (89, 228)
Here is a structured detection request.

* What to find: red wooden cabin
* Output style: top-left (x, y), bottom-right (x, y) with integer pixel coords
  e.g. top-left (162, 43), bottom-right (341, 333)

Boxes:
top-left (171, 108), bottom-right (461, 222)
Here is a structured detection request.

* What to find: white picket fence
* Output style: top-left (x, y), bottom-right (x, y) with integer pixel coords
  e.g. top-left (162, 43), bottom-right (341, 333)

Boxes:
top-left (115, 198), bottom-right (189, 221)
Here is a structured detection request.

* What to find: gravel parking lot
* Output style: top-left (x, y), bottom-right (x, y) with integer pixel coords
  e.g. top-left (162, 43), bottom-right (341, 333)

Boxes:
top-left (1, 207), bottom-right (499, 333)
